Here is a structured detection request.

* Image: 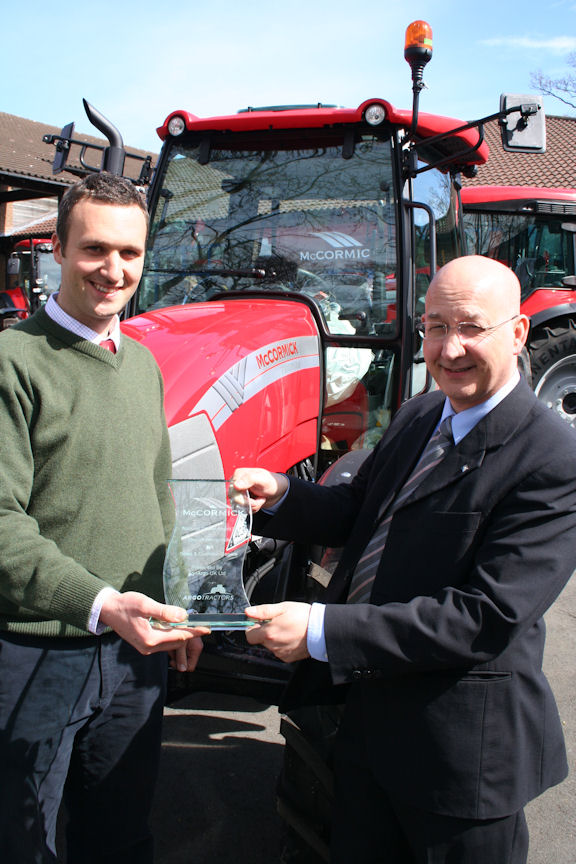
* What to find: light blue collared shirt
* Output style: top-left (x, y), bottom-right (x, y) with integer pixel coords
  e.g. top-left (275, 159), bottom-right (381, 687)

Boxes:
top-left (443, 372), bottom-right (520, 445)
top-left (307, 372), bottom-right (521, 662)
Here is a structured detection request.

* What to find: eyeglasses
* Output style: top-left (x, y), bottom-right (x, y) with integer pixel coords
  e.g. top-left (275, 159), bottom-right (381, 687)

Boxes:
top-left (417, 315), bottom-right (519, 342)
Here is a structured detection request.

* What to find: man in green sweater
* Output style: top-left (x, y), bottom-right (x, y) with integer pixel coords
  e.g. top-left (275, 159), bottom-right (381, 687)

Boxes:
top-left (0, 173), bottom-right (207, 863)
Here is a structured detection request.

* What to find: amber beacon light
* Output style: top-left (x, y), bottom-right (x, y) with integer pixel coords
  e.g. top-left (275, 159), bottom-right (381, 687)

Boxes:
top-left (404, 20), bottom-right (433, 81)
top-left (404, 20), bottom-right (433, 134)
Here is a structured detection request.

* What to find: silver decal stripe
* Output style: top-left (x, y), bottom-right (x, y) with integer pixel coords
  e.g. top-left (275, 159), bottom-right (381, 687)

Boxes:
top-left (212, 356), bottom-right (248, 411)
top-left (311, 231), bottom-right (363, 248)
top-left (190, 335), bottom-right (320, 430)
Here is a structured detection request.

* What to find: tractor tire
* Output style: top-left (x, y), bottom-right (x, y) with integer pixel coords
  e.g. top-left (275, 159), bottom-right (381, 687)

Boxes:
top-left (517, 346), bottom-right (531, 386)
top-left (529, 320), bottom-right (576, 427)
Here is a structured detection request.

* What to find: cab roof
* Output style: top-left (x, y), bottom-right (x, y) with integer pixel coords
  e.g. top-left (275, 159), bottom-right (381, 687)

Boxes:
top-left (157, 100), bottom-right (490, 170)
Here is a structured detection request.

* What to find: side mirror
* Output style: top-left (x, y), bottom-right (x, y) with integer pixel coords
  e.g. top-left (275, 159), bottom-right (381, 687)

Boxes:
top-left (7, 256), bottom-right (20, 276)
top-left (499, 94), bottom-right (546, 153)
top-left (52, 122), bottom-right (75, 174)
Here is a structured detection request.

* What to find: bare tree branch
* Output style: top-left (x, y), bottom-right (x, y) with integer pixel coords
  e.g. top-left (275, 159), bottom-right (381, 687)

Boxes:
top-left (530, 52), bottom-right (576, 112)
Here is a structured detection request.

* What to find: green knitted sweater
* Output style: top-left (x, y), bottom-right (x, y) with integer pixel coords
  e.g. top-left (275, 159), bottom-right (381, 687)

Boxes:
top-left (0, 309), bottom-right (174, 637)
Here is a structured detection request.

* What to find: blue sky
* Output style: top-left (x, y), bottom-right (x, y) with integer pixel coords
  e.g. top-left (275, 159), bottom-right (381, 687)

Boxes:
top-left (3, 0), bottom-right (575, 154)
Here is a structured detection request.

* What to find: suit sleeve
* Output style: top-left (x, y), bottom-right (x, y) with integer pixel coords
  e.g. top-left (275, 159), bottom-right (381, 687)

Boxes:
top-left (252, 395), bottom-right (431, 547)
top-left (324, 447), bottom-right (576, 684)
top-left (253, 448), bottom-right (378, 548)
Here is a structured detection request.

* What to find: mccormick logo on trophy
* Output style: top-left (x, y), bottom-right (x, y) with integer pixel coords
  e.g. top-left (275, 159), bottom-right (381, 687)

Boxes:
top-left (152, 479), bottom-right (254, 631)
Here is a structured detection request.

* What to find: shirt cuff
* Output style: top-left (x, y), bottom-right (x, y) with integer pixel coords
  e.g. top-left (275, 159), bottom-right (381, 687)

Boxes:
top-left (306, 602), bottom-right (328, 662)
top-left (88, 586), bottom-right (120, 634)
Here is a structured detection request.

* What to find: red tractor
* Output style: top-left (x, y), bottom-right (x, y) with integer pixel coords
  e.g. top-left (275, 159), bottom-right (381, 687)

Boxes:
top-left (462, 185), bottom-right (576, 427)
top-left (2, 238), bottom-right (60, 330)
top-left (44, 21), bottom-right (545, 858)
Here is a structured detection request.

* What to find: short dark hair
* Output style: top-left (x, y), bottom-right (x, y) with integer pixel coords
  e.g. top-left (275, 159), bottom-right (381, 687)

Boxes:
top-left (56, 173), bottom-right (149, 251)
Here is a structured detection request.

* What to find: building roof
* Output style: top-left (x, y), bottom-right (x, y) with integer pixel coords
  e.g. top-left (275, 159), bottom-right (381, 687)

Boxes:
top-left (8, 213), bottom-right (57, 239)
top-left (0, 110), bottom-right (157, 195)
top-left (462, 114), bottom-right (576, 189)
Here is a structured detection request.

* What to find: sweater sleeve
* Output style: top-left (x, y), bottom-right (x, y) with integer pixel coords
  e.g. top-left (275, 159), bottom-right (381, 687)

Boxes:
top-left (0, 340), bottom-right (108, 631)
top-left (154, 367), bottom-right (175, 547)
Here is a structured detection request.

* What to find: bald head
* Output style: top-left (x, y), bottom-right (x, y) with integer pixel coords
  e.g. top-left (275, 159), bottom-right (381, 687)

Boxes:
top-left (428, 256), bottom-right (521, 318)
top-left (427, 255), bottom-right (520, 315)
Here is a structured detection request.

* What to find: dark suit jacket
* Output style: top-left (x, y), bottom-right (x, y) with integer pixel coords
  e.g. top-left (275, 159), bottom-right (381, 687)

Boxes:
top-left (255, 380), bottom-right (576, 819)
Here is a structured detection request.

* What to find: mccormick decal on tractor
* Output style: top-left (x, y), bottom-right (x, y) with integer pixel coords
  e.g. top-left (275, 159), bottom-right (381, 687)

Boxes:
top-left (256, 340), bottom-right (299, 369)
top-left (191, 335), bottom-right (320, 431)
top-left (267, 227), bottom-right (372, 265)
top-left (299, 232), bottom-right (371, 263)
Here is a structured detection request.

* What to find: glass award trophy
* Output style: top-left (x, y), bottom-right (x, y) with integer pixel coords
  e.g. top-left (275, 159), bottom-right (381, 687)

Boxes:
top-left (152, 479), bottom-right (254, 631)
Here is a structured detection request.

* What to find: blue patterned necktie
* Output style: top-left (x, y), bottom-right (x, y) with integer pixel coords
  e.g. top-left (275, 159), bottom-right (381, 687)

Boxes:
top-left (347, 416), bottom-right (453, 604)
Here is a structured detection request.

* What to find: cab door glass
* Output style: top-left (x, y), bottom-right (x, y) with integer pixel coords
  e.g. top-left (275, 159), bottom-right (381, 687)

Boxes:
top-left (410, 168), bottom-right (460, 396)
top-left (320, 344), bottom-right (395, 470)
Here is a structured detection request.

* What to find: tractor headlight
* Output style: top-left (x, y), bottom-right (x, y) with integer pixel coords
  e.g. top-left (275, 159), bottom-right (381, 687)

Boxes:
top-left (364, 103), bottom-right (387, 126)
top-left (167, 115), bottom-right (186, 136)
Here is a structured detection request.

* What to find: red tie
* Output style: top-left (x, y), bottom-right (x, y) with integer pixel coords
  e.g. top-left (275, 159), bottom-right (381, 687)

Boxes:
top-left (100, 339), bottom-right (116, 354)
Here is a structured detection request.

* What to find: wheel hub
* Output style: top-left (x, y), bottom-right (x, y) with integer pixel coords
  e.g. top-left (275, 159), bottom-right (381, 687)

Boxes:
top-left (534, 354), bottom-right (576, 427)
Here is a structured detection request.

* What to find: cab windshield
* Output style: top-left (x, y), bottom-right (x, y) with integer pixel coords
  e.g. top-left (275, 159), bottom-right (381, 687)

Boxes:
top-left (139, 128), bottom-right (463, 455)
top-left (140, 131), bottom-right (398, 338)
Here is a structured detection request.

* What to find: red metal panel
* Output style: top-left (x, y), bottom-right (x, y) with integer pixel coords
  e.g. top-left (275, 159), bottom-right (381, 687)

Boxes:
top-left (121, 298), bottom-right (322, 476)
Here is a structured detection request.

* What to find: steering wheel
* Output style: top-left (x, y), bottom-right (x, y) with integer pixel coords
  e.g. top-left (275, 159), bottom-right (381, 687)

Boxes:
top-left (295, 268), bottom-right (332, 295)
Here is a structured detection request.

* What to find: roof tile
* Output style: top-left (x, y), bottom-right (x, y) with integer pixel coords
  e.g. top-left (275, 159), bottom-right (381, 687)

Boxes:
top-left (462, 114), bottom-right (576, 188)
top-left (0, 111), bottom-right (156, 186)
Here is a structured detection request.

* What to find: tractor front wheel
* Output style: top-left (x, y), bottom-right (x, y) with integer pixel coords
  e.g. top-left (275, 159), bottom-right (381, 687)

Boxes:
top-left (529, 321), bottom-right (576, 427)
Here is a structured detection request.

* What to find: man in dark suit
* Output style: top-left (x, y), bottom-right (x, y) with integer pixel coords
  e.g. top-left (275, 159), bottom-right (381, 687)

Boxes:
top-left (233, 255), bottom-right (576, 864)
